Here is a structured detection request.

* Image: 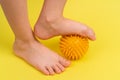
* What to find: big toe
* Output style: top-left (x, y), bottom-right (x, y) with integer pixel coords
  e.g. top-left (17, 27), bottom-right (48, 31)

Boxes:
top-left (86, 28), bottom-right (96, 40)
top-left (59, 57), bottom-right (71, 67)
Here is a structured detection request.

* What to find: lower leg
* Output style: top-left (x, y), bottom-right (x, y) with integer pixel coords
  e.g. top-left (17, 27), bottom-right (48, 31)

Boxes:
top-left (1, 0), bottom-right (70, 75)
top-left (34, 0), bottom-right (96, 40)
top-left (1, 0), bottom-right (34, 42)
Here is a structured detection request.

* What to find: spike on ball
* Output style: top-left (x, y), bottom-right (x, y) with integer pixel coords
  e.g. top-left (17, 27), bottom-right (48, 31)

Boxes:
top-left (59, 34), bottom-right (89, 60)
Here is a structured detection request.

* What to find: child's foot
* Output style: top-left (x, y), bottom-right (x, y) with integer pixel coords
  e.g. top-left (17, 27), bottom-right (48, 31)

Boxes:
top-left (13, 39), bottom-right (70, 75)
top-left (34, 17), bottom-right (96, 40)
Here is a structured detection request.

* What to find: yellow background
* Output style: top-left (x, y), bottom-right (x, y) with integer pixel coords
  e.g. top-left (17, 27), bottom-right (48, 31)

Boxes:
top-left (0, 0), bottom-right (120, 80)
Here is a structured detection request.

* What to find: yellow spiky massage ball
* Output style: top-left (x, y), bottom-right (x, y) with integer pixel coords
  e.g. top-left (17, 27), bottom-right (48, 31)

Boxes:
top-left (60, 35), bottom-right (89, 60)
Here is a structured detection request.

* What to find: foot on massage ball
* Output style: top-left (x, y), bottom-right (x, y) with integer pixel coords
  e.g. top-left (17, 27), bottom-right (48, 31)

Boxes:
top-left (60, 35), bottom-right (89, 60)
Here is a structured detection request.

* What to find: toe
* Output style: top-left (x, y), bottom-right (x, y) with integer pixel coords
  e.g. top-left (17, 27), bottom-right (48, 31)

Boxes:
top-left (52, 65), bottom-right (62, 74)
top-left (86, 28), bottom-right (96, 40)
top-left (36, 66), bottom-right (49, 75)
top-left (59, 57), bottom-right (71, 67)
top-left (46, 66), bottom-right (55, 75)
top-left (56, 63), bottom-right (65, 72)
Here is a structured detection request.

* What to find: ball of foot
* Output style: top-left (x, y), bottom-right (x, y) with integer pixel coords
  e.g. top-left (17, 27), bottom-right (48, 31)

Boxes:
top-left (60, 34), bottom-right (89, 60)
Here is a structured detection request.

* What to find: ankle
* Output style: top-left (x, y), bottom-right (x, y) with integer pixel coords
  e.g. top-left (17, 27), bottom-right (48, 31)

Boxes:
top-left (14, 37), bottom-right (37, 48)
top-left (46, 16), bottom-right (63, 24)
top-left (39, 13), bottom-right (64, 26)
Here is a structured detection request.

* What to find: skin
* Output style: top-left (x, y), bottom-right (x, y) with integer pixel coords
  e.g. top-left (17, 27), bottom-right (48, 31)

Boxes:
top-left (34, 0), bottom-right (96, 40)
top-left (1, 0), bottom-right (96, 75)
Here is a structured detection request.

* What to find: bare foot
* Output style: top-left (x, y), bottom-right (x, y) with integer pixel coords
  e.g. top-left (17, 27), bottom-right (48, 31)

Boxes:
top-left (13, 39), bottom-right (70, 75)
top-left (34, 17), bottom-right (96, 40)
